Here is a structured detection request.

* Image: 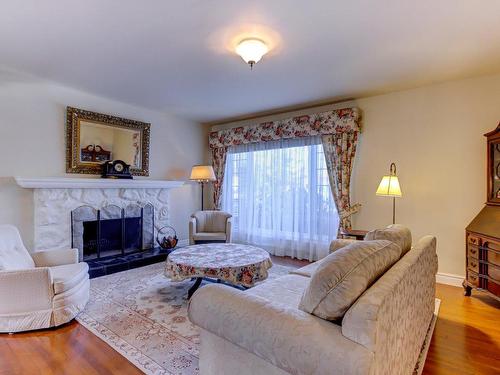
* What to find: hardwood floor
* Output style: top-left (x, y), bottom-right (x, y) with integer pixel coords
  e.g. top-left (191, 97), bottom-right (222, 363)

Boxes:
top-left (423, 284), bottom-right (500, 375)
top-left (1, 259), bottom-right (499, 375)
top-left (0, 321), bottom-right (142, 375)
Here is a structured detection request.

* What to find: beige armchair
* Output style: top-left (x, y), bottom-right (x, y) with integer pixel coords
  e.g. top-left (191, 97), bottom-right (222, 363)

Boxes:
top-left (0, 225), bottom-right (89, 333)
top-left (189, 211), bottom-right (232, 245)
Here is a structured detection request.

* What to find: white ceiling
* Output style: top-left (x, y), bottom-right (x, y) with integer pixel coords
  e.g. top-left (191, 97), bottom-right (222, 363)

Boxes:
top-left (1, 1), bottom-right (500, 122)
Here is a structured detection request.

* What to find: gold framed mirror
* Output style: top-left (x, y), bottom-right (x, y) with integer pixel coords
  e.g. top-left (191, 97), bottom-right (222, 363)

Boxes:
top-left (66, 107), bottom-right (150, 176)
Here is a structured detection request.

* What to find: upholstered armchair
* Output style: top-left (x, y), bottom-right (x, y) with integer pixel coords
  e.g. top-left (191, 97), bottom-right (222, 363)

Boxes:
top-left (189, 211), bottom-right (232, 245)
top-left (0, 225), bottom-right (89, 333)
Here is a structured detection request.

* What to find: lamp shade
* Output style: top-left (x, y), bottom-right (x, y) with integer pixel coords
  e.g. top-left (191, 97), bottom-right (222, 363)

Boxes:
top-left (376, 175), bottom-right (402, 197)
top-left (190, 165), bottom-right (216, 182)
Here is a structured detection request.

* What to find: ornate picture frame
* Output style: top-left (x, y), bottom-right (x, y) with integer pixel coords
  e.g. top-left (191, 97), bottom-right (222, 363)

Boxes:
top-left (66, 106), bottom-right (150, 176)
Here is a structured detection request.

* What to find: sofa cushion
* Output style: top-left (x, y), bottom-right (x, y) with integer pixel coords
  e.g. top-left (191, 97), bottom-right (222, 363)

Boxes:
top-left (329, 239), bottom-right (358, 253)
top-left (192, 232), bottom-right (227, 241)
top-left (246, 274), bottom-right (309, 307)
top-left (298, 240), bottom-right (402, 320)
top-left (364, 224), bottom-right (412, 255)
top-left (50, 262), bottom-right (89, 294)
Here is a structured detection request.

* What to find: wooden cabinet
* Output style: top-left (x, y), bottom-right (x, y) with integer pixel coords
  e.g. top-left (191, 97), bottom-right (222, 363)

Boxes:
top-left (464, 231), bottom-right (500, 300)
top-left (464, 124), bottom-right (500, 301)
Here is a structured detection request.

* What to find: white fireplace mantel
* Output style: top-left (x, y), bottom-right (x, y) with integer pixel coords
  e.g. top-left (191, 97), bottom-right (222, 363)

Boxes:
top-left (15, 177), bottom-right (185, 189)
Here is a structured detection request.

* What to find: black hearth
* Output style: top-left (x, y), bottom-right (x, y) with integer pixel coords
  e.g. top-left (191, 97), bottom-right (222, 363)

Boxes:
top-left (84, 247), bottom-right (173, 278)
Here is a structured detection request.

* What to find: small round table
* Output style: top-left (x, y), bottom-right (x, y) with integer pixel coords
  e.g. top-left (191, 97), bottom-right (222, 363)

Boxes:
top-left (164, 243), bottom-right (272, 298)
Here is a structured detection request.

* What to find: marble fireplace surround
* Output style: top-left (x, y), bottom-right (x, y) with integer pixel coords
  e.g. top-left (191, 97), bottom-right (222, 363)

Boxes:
top-left (15, 177), bottom-right (184, 254)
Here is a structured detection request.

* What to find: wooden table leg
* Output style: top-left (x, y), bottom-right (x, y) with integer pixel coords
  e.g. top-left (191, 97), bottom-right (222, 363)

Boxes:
top-left (188, 277), bottom-right (203, 299)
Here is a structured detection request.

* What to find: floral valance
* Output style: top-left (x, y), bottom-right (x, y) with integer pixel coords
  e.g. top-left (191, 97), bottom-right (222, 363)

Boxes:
top-left (209, 107), bottom-right (360, 149)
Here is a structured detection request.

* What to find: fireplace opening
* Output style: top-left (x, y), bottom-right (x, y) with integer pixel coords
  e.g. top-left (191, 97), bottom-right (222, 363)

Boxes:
top-left (72, 203), bottom-right (154, 261)
top-left (82, 216), bottom-right (143, 259)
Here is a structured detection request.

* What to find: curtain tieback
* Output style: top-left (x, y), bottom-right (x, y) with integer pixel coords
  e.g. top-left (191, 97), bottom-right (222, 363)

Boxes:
top-left (339, 203), bottom-right (362, 220)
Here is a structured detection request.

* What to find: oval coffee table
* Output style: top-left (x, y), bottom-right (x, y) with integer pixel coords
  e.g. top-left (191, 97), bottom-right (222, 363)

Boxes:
top-left (164, 243), bottom-right (272, 298)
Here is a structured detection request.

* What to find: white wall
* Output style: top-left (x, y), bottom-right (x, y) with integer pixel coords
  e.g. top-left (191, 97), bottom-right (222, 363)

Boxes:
top-left (210, 73), bottom-right (500, 277)
top-left (0, 68), bottom-right (206, 247)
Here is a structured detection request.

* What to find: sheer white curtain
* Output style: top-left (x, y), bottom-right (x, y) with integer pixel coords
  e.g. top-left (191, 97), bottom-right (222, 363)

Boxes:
top-left (222, 136), bottom-right (339, 261)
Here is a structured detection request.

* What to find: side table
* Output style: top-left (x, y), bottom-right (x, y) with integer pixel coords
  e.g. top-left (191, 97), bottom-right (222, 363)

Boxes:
top-left (340, 229), bottom-right (368, 241)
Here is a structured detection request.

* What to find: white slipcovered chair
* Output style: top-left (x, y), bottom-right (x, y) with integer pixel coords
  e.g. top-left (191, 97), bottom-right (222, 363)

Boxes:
top-left (189, 211), bottom-right (232, 245)
top-left (0, 225), bottom-right (89, 333)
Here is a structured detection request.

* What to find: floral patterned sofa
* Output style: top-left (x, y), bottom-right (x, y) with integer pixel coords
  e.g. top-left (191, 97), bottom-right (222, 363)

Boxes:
top-left (188, 225), bottom-right (438, 375)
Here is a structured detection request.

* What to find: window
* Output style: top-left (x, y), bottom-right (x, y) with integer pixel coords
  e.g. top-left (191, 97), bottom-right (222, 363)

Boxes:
top-left (222, 136), bottom-right (339, 261)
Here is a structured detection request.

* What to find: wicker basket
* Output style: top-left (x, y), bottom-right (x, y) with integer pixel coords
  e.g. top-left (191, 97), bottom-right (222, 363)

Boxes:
top-left (156, 226), bottom-right (178, 250)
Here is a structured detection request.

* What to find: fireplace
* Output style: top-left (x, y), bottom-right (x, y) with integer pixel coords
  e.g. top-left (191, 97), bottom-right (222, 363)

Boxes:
top-left (15, 177), bottom-right (184, 278)
top-left (72, 203), bottom-right (155, 261)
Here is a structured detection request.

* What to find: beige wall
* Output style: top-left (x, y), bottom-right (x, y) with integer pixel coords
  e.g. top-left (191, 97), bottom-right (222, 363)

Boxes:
top-left (353, 74), bottom-right (499, 277)
top-left (210, 73), bottom-right (500, 277)
top-left (0, 68), bottom-right (207, 247)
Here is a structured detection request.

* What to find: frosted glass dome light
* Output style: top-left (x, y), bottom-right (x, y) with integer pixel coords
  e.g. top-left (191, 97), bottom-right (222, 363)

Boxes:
top-left (235, 38), bottom-right (269, 69)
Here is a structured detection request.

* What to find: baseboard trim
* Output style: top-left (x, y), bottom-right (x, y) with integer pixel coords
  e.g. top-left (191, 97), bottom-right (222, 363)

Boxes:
top-left (436, 272), bottom-right (464, 287)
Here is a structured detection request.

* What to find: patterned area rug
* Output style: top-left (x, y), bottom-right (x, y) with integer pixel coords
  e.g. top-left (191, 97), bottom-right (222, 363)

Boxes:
top-left (76, 261), bottom-right (293, 375)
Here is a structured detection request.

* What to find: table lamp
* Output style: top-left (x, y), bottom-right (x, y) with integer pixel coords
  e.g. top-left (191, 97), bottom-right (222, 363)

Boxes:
top-left (190, 165), bottom-right (216, 211)
top-left (376, 162), bottom-right (402, 224)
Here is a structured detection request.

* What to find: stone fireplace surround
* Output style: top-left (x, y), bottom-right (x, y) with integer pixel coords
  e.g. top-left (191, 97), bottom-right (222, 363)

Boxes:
top-left (15, 177), bottom-right (184, 256)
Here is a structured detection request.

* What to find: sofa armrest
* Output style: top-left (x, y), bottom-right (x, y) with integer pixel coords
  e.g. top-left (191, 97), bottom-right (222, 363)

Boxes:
top-left (342, 236), bottom-right (437, 375)
top-left (189, 284), bottom-right (371, 375)
top-left (225, 217), bottom-right (232, 243)
top-left (189, 217), bottom-right (197, 245)
top-left (329, 238), bottom-right (358, 253)
top-left (31, 248), bottom-right (79, 267)
top-left (0, 268), bottom-right (54, 314)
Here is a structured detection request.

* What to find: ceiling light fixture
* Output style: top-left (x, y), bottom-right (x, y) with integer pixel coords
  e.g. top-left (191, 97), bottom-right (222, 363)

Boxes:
top-left (235, 38), bottom-right (269, 69)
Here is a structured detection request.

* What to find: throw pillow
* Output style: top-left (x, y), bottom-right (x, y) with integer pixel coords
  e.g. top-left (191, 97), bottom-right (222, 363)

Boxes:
top-left (364, 224), bottom-right (412, 256)
top-left (298, 240), bottom-right (401, 320)
top-left (329, 239), bottom-right (357, 253)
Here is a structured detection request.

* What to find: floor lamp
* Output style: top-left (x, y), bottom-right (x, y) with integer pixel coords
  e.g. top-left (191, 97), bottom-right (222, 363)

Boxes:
top-left (376, 162), bottom-right (402, 224)
top-left (190, 165), bottom-right (216, 211)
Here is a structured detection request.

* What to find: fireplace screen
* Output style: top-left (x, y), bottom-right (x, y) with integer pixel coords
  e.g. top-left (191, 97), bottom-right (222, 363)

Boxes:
top-left (71, 203), bottom-right (154, 261)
